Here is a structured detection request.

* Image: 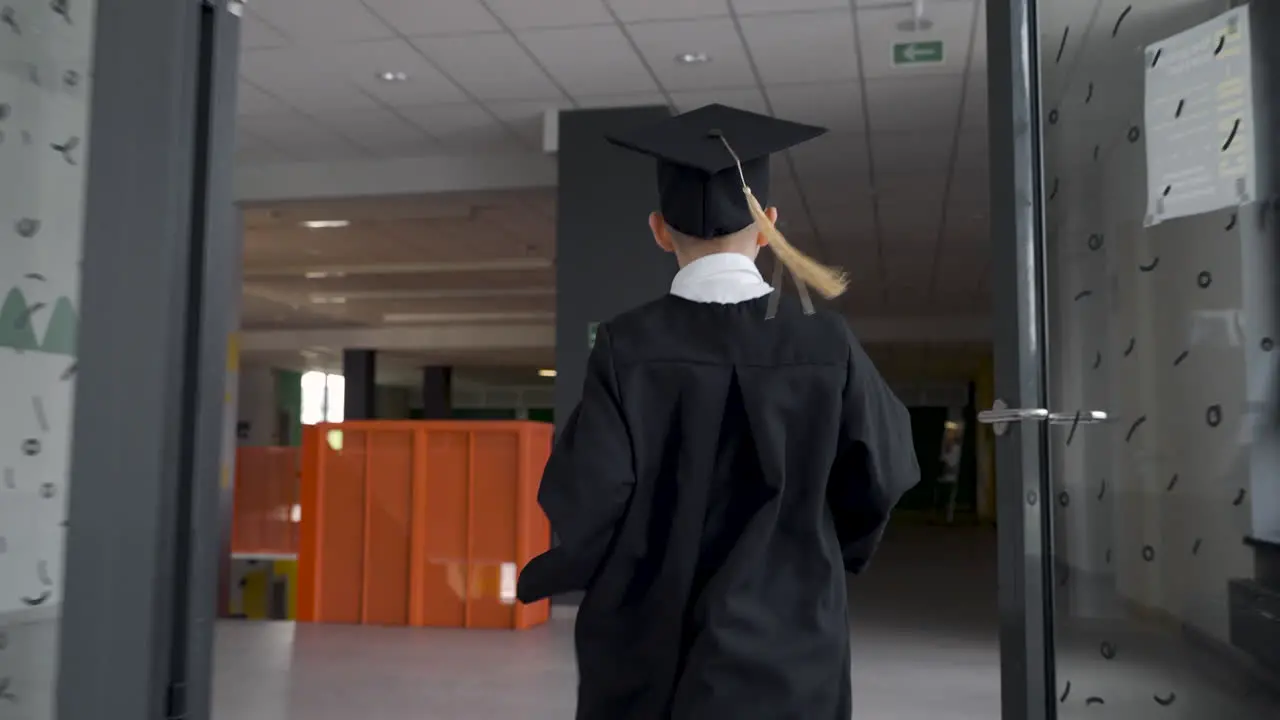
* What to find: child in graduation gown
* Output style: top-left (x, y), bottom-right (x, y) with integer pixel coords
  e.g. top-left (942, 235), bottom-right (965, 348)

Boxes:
top-left (517, 104), bottom-right (921, 720)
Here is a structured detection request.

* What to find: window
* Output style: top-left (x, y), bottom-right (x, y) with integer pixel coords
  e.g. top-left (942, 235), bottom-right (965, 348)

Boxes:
top-left (300, 371), bottom-right (345, 424)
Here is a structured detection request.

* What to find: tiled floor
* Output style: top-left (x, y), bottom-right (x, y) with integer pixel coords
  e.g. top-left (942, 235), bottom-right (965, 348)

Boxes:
top-left (210, 525), bottom-right (1279, 719)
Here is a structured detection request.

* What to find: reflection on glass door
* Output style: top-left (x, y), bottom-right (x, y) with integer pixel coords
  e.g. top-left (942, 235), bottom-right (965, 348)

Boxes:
top-left (0, 0), bottom-right (98, 717)
top-left (1037, 0), bottom-right (1280, 716)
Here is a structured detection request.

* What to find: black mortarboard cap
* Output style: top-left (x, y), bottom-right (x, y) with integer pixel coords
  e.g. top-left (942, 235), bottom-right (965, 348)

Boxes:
top-left (605, 104), bottom-right (827, 239)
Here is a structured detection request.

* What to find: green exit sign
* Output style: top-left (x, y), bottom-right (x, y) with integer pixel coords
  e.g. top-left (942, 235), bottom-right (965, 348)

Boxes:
top-left (892, 40), bottom-right (945, 66)
top-left (587, 322), bottom-right (599, 349)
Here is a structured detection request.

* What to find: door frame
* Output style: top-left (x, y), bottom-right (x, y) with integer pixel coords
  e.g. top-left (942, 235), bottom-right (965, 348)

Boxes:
top-left (986, 0), bottom-right (1058, 718)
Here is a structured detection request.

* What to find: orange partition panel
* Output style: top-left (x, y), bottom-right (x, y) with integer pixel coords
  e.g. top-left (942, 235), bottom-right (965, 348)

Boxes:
top-left (362, 430), bottom-right (414, 626)
top-left (299, 421), bottom-right (553, 630)
top-left (231, 446), bottom-right (301, 557)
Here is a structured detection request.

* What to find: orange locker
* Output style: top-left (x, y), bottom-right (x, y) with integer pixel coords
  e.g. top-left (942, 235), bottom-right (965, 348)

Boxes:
top-left (297, 421), bottom-right (553, 630)
top-left (231, 446), bottom-right (301, 557)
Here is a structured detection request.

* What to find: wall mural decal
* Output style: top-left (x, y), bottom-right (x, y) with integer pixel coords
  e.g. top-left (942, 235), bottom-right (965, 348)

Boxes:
top-left (1043, 3), bottom-right (1275, 717)
top-left (0, 0), bottom-right (98, 715)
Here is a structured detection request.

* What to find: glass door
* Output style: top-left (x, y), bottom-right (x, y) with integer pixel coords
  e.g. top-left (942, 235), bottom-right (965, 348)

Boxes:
top-left (986, 0), bottom-right (1280, 717)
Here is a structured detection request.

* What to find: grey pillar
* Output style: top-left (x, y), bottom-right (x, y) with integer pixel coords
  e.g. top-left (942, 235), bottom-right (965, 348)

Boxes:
top-left (343, 349), bottom-right (377, 420)
top-left (58, 1), bottom-right (243, 719)
top-left (421, 366), bottom-right (453, 420)
top-left (554, 106), bottom-right (674, 429)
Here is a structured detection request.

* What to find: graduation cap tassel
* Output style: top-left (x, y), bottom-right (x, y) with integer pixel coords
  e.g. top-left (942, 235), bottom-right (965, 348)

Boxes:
top-left (716, 135), bottom-right (849, 302)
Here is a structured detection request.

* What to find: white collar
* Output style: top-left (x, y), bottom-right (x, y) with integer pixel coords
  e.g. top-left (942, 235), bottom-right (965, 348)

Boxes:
top-left (670, 252), bottom-right (774, 304)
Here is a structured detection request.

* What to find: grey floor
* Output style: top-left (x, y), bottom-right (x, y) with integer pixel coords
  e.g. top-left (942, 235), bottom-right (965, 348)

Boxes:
top-left (211, 525), bottom-right (1279, 719)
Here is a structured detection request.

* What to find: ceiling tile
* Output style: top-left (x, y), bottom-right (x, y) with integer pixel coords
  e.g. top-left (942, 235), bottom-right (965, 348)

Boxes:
top-left (969, 0), bottom-right (988, 69)
top-left (250, 0), bottom-right (394, 43)
top-left (317, 108), bottom-right (441, 158)
top-left (414, 34), bottom-right (567, 101)
top-left (953, 129), bottom-right (987, 170)
top-left (787, 131), bottom-right (866, 179)
top-left (577, 93), bottom-right (670, 109)
top-left (237, 111), bottom-right (370, 162)
top-left (485, 0), bottom-right (613, 29)
top-left (486, 100), bottom-right (567, 146)
top-left (766, 82), bottom-right (863, 132)
top-left (865, 75), bottom-right (962, 132)
top-left (323, 40), bottom-right (468, 106)
top-left (398, 103), bottom-right (522, 151)
top-left (870, 131), bottom-right (952, 174)
top-left (519, 25), bottom-right (660, 97)
top-left (884, 248), bottom-right (933, 287)
top-left (808, 198), bottom-right (877, 241)
top-left (607, 0), bottom-right (730, 23)
top-left (240, 9), bottom-right (290, 49)
top-left (669, 86), bottom-right (767, 115)
top-left (627, 18), bottom-right (755, 91)
top-left (879, 197), bottom-right (943, 237)
top-left (803, 172), bottom-right (875, 210)
top-left (236, 82), bottom-right (291, 116)
top-left (768, 181), bottom-right (815, 235)
top-left (362, 0), bottom-right (501, 36)
top-left (731, 0), bottom-right (846, 14)
top-left (235, 130), bottom-right (294, 165)
top-left (962, 72), bottom-right (987, 128)
top-left (948, 174), bottom-right (989, 209)
top-left (856, 2), bottom-right (977, 80)
top-left (875, 172), bottom-right (947, 206)
top-left (240, 48), bottom-right (383, 111)
top-left (739, 9), bottom-right (859, 84)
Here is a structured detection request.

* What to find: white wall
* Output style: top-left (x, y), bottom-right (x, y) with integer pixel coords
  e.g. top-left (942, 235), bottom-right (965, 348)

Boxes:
top-left (1044, 4), bottom-right (1267, 642)
top-left (236, 362), bottom-right (278, 445)
top-left (0, 0), bottom-right (98, 716)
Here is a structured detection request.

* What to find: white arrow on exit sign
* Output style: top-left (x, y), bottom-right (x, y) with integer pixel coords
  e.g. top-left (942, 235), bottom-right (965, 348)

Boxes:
top-left (893, 40), bottom-right (945, 66)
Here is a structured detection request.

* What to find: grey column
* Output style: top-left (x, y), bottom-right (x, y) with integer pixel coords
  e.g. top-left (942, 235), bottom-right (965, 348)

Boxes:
top-left (421, 366), bottom-right (453, 420)
top-left (343, 349), bottom-right (377, 420)
top-left (58, 1), bottom-right (242, 720)
top-left (554, 106), bottom-right (674, 428)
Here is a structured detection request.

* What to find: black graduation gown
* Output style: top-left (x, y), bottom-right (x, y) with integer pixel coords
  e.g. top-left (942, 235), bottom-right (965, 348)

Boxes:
top-left (517, 293), bottom-right (920, 720)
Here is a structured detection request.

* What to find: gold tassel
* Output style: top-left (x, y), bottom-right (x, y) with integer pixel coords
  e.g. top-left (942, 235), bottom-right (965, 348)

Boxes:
top-left (713, 132), bottom-right (848, 301)
top-left (743, 189), bottom-right (848, 300)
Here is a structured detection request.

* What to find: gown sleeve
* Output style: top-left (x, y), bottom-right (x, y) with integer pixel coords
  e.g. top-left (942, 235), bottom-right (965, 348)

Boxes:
top-left (517, 324), bottom-right (637, 602)
top-left (826, 327), bottom-right (921, 574)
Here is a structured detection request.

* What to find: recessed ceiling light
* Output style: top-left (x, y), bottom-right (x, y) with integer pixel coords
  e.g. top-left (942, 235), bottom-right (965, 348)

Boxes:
top-left (538, 369), bottom-right (557, 378)
top-left (301, 220), bottom-right (350, 229)
top-left (310, 296), bottom-right (347, 305)
top-left (675, 52), bottom-right (711, 65)
top-left (378, 71), bottom-right (409, 82)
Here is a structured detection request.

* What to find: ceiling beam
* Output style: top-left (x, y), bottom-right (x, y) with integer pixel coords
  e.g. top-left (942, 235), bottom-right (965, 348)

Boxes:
top-left (243, 258), bottom-right (553, 279)
top-left (238, 314), bottom-right (991, 354)
top-left (240, 323), bottom-right (555, 353)
top-left (234, 151), bottom-right (557, 203)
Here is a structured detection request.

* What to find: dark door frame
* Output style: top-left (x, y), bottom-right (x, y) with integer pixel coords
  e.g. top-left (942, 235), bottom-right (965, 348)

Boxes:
top-left (986, 0), bottom-right (1057, 718)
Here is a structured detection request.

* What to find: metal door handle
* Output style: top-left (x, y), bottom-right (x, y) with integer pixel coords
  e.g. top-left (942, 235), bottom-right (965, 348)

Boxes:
top-left (978, 400), bottom-right (1108, 436)
top-left (1048, 410), bottom-right (1109, 424)
top-left (977, 408), bottom-right (1050, 423)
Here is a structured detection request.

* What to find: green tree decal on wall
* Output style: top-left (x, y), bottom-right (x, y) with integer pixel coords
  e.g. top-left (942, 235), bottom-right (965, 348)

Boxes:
top-left (0, 287), bottom-right (40, 351)
top-left (41, 296), bottom-right (78, 356)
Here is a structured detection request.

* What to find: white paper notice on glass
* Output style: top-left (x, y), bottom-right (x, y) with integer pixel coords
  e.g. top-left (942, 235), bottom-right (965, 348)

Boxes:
top-left (1143, 6), bottom-right (1255, 227)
